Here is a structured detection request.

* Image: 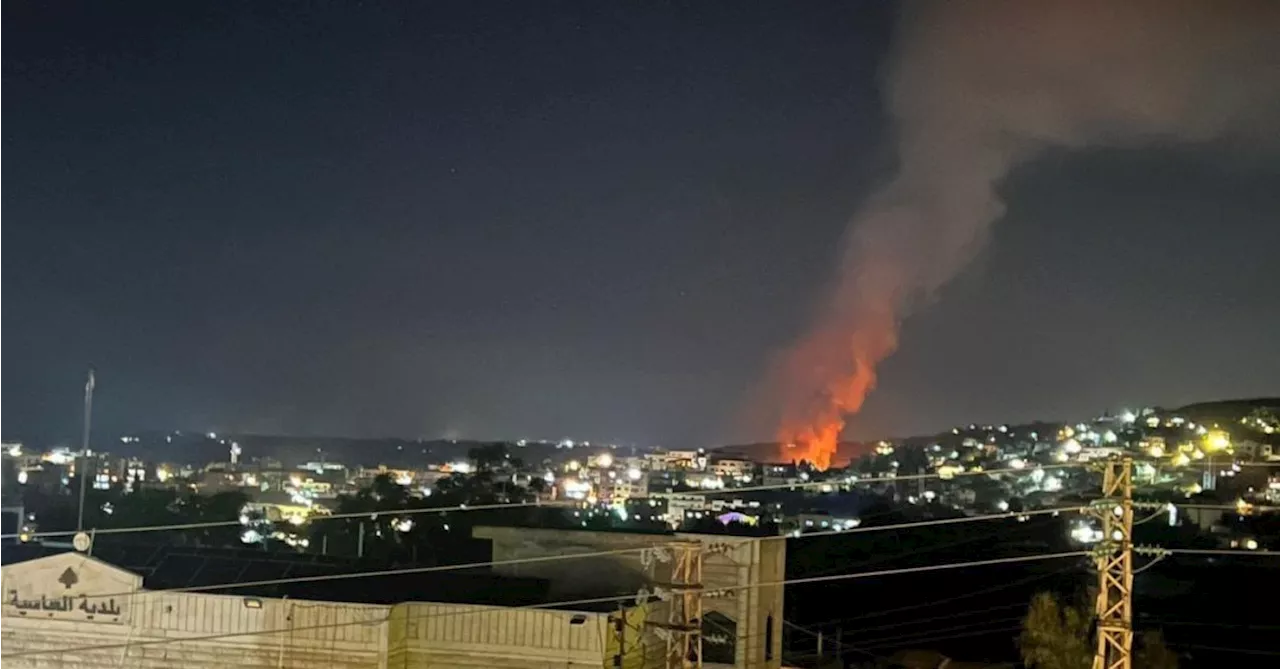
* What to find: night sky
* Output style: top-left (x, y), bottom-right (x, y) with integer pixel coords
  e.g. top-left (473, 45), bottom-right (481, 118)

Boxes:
top-left (5, 1), bottom-right (1278, 448)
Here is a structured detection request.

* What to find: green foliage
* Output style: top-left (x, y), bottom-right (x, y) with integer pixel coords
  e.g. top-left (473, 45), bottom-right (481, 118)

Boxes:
top-left (1018, 592), bottom-right (1092, 669)
top-left (1135, 630), bottom-right (1179, 669)
top-left (1019, 592), bottom-right (1179, 669)
top-left (22, 485), bottom-right (252, 547)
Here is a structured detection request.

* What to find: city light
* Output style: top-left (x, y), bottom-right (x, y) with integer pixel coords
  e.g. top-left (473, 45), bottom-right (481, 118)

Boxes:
top-left (1204, 431), bottom-right (1230, 452)
top-left (16, 471), bottom-right (28, 484)
top-left (627, 468), bottom-right (642, 481)
top-left (44, 449), bottom-right (74, 465)
top-left (937, 465), bottom-right (962, 480)
top-left (1070, 520), bottom-right (1103, 544)
top-left (595, 453), bottom-right (613, 469)
top-left (562, 478), bottom-right (591, 500)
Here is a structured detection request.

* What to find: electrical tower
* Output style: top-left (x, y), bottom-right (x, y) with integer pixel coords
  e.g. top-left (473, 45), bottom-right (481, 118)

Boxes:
top-left (1091, 456), bottom-right (1134, 669)
top-left (647, 541), bottom-right (704, 669)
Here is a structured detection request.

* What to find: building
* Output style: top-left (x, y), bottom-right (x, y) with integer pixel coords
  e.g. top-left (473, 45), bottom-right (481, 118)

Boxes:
top-left (760, 463), bottom-right (802, 488)
top-left (603, 474), bottom-right (648, 503)
top-left (1, 544), bottom-right (650, 669)
top-left (710, 459), bottom-right (754, 480)
top-left (474, 525), bottom-right (785, 668)
top-left (1235, 438), bottom-right (1276, 462)
top-left (792, 511), bottom-right (861, 534)
top-left (645, 450), bottom-right (706, 472)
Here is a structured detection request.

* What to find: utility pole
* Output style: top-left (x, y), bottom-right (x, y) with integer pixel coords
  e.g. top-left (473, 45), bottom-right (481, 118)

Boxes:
top-left (1091, 456), bottom-right (1134, 669)
top-left (648, 541), bottom-right (704, 669)
top-left (612, 604), bottom-right (627, 669)
top-left (76, 368), bottom-right (96, 532)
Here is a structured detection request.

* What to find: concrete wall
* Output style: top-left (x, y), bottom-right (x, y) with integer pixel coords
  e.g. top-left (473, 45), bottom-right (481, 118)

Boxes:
top-left (386, 601), bottom-right (638, 669)
top-left (2, 535), bottom-right (783, 669)
top-left (472, 527), bottom-right (785, 669)
top-left (2, 553), bottom-right (389, 669)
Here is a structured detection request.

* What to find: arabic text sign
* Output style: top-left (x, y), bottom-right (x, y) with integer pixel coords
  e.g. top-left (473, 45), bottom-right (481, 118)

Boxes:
top-left (6, 590), bottom-right (126, 621)
top-left (1, 554), bottom-right (140, 624)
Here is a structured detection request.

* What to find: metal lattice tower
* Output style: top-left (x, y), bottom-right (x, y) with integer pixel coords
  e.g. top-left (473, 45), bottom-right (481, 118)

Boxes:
top-left (1091, 457), bottom-right (1134, 669)
top-left (648, 541), bottom-right (704, 669)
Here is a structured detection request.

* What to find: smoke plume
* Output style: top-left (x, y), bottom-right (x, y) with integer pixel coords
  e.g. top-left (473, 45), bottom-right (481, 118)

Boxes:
top-left (776, 0), bottom-right (1280, 469)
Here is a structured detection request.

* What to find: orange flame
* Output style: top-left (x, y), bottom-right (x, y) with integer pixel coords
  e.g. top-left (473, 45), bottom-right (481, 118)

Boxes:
top-left (775, 279), bottom-right (900, 471)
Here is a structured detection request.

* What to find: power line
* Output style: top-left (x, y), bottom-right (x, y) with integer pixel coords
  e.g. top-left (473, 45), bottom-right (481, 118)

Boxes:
top-left (789, 504), bottom-right (1079, 541)
top-left (1137, 619), bottom-right (1280, 631)
top-left (771, 551), bottom-right (1086, 589)
top-left (848, 615), bottom-right (1026, 648)
top-left (682, 462), bottom-right (1083, 497)
top-left (2, 499), bottom-right (560, 540)
top-left (1167, 643), bottom-right (1280, 657)
top-left (797, 562), bottom-right (1081, 628)
top-left (6, 462), bottom-right (1081, 541)
top-left (861, 624), bottom-right (1025, 651)
top-left (61, 505), bottom-right (1088, 603)
top-left (822, 602), bottom-right (1029, 638)
top-left (785, 506), bottom-right (1079, 581)
top-left (2, 551), bottom-right (1086, 660)
top-left (781, 604), bottom-right (1030, 659)
top-left (64, 545), bottom-right (668, 602)
top-left (1172, 550), bottom-right (1280, 560)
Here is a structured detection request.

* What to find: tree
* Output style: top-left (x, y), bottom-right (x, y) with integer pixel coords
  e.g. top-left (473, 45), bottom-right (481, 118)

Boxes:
top-left (1020, 592), bottom-right (1179, 669)
top-left (468, 442), bottom-right (521, 472)
top-left (1134, 630), bottom-right (1179, 669)
top-left (1019, 592), bottom-right (1092, 669)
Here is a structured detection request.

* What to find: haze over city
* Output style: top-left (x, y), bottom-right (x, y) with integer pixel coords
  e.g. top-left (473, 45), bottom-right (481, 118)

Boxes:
top-left (6, 3), bottom-right (1280, 669)
top-left (6, 1), bottom-right (1278, 450)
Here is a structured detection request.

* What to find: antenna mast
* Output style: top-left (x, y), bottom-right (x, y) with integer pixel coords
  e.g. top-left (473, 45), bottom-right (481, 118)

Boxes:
top-left (76, 368), bottom-right (96, 531)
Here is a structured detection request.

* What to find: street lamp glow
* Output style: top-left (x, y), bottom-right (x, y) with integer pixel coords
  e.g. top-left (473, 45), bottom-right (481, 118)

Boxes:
top-left (1204, 432), bottom-right (1230, 452)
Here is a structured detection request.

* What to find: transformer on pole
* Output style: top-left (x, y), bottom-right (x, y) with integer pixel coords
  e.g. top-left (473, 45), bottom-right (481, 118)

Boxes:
top-left (1091, 456), bottom-right (1134, 669)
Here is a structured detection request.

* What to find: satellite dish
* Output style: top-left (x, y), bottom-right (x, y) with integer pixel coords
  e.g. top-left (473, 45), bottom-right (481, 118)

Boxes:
top-left (72, 532), bottom-right (92, 553)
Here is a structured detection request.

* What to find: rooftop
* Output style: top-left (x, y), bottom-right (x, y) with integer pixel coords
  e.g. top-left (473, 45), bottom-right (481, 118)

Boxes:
top-left (0, 541), bottom-right (624, 609)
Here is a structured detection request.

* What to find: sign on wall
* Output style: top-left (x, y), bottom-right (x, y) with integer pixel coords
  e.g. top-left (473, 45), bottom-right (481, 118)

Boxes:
top-left (1, 553), bottom-right (140, 625)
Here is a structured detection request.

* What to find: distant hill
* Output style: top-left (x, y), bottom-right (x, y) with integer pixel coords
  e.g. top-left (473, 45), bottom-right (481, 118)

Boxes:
top-left (1173, 397), bottom-right (1279, 420)
top-left (110, 432), bottom-right (583, 468)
